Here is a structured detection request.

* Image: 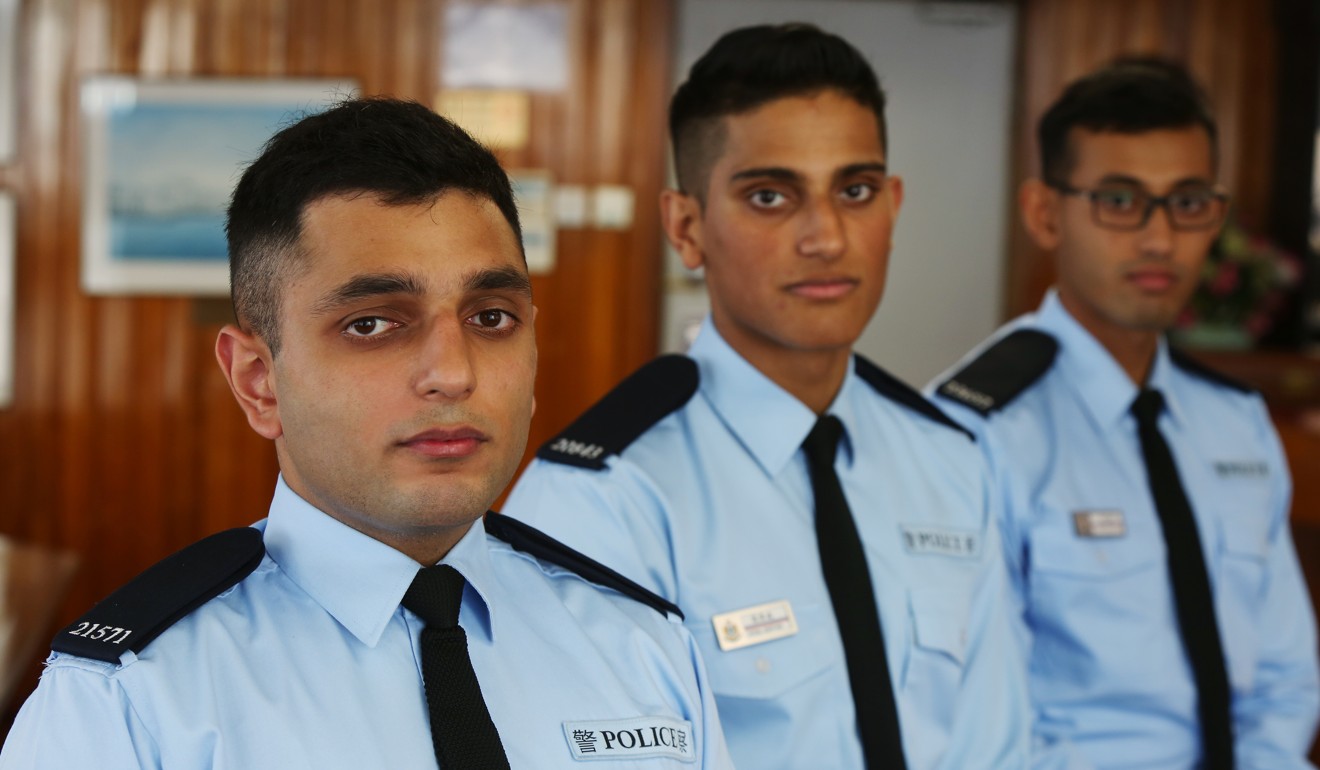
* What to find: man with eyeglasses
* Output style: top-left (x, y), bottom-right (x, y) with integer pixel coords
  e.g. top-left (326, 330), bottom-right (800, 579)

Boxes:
top-left (931, 58), bottom-right (1319, 768)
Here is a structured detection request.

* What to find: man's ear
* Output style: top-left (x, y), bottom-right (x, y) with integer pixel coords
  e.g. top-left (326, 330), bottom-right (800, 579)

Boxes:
top-left (1020, 178), bottom-right (1063, 251)
top-left (660, 189), bottom-right (707, 271)
top-left (885, 174), bottom-right (904, 217)
top-left (215, 325), bottom-right (282, 440)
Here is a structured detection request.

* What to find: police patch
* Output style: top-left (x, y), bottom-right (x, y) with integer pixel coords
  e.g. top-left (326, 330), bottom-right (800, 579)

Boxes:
top-left (562, 717), bottom-right (696, 762)
top-left (900, 525), bottom-right (981, 559)
top-left (1213, 460), bottom-right (1269, 479)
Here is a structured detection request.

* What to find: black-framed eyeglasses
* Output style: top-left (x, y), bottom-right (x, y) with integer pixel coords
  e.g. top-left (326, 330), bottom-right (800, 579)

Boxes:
top-left (1048, 181), bottom-right (1229, 232)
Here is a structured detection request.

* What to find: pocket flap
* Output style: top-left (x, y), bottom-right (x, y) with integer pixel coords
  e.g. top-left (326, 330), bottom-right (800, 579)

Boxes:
top-left (908, 588), bottom-right (971, 665)
top-left (1218, 513), bottom-right (1269, 561)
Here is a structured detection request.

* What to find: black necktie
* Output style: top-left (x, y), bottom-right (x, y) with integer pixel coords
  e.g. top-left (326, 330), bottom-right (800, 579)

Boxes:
top-left (802, 415), bottom-right (907, 769)
top-left (1131, 389), bottom-right (1235, 769)
top-left (402, 564), bottom-right (510, 770)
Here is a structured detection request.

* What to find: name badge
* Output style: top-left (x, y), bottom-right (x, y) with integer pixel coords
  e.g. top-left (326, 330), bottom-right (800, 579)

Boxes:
top-left (563, 717), bottom-right (696, 763)
top-left (1073, 509), bottom-right (1126, 538)
top-left (711, 599), bottom-right (798, 652)
top-left (900, 525), bottom-right (981, 559)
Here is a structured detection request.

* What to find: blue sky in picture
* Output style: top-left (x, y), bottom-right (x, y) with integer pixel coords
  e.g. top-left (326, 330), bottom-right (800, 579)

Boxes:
top-left (106, 102), bottom-right (307, 261)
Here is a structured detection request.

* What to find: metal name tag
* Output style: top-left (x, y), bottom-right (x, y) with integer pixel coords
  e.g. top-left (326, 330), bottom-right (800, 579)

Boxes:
top-left (1073, 509), bottom-right (1126, 538)
top-left (711, 599), bottom-right (798, 652)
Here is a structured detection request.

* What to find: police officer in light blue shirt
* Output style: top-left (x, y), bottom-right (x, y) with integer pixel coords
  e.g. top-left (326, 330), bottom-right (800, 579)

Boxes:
top-left (0, 98), bottom-right (732, 770)
top-left (505, 24), bottom-right (1031, 769)
top-left (931, 59), bottom-right (1320, 768)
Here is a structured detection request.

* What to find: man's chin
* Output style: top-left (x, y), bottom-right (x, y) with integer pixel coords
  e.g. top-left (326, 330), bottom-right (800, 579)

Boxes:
top-left (390, 478), bottom-right (500, 521)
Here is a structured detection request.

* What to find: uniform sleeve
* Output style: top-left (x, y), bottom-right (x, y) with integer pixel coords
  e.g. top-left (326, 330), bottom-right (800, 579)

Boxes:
top-left (676, 622), bottom-right (736, 769)
top-left (503, 457), bottom-right (680, 600)
top-left (1234, 402), bottom-right (1320, 769)
top-left (0, 657), bottom-right (160, 769)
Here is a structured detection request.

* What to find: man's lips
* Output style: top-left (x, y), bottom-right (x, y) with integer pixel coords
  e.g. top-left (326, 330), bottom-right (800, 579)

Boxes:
top-left (399, 427), bottom-right (488, 458)
top-left (1126, 268), bottom-right (1179, 292)
top-left (786, 277), bottom-right (859, 300)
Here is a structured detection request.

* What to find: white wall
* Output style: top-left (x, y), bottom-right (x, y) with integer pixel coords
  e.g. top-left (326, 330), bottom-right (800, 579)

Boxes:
top-left (662, 0), bottom-right (1018, 387)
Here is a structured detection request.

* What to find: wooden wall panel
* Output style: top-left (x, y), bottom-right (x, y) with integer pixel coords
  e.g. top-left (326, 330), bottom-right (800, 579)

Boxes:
top-left (0, 0), bottom-right (674, 718)
top-left (1006, 0), bottom-right (1277, 318)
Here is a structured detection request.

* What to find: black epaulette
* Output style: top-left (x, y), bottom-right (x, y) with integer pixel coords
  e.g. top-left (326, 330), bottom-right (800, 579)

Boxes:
top-left (484, 512), bottom-right (682, 620)
top-left (934, 329), bottom-right (1059, 416)
top-left (52, 528), bottom-right (265, 664)
top-left (536, 355), bottom-right (699, 470)
top-left (1168, 345), bottom-right (1254, 394)
top-left (854, 355), bottom-right (975, 441)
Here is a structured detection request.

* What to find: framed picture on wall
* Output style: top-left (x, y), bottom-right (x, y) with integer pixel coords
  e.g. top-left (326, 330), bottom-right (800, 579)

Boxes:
top-left (79, 77), bottom-right (356, 295)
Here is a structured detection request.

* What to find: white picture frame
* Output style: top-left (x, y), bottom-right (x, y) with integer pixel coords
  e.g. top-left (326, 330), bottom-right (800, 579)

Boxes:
top-left (79, 77), bottom-right (356, 295)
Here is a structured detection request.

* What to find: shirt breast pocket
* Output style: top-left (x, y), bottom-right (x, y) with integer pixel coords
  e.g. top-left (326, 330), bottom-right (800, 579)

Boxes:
top-left (1216, 512), bottom-right (1270, 690)
top-left (901, 586), bottom-right (972, 727)
top-left (686, 603), bottom-right (836, 702)
top-left (1028, 516), bottom-right (1168, 623)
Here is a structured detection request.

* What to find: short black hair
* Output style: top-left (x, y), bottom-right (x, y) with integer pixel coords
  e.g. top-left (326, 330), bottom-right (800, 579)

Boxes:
top-left (668, 23), bottom-right (887, 199)
top-left (226, 96), bottom-right (522, 355)
top-left (1038, 56), bottom-right (1218, 186)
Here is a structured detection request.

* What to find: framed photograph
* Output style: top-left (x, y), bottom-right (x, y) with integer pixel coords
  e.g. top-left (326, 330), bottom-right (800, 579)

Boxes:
top-left (0, 191), bottom-right (13, 408)
top-left (80, 77), bottom-right (356, 295)
top-left (508, 170), bottom-right (556, 274)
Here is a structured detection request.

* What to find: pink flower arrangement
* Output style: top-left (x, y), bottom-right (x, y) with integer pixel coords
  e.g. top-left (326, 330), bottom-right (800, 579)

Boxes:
top-left (1176, 220), bottom-right (1301, 343)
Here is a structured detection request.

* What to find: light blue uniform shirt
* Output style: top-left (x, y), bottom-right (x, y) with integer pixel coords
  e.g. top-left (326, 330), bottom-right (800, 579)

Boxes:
top-left (0, 477), bottom-right (734, 769)
top-left (505, 320), bottom-right (1032, 769)
top-left (930, 290), bottom-right (1320, 769)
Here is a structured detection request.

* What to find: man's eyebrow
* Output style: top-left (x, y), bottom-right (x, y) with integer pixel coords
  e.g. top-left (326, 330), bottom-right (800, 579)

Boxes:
top-left (1095, 174), bottom-right (1148, 187)
top-left (311, 272), bottom-right (427, 316)
top-left (1095, 173), bottom-right (1216, 189)
top-left (837, 162), bottom-right (887, 178)
top-left (465, 266), bottom-right (532, 297)
top-left (729, 162), bottom-right (887, 185)
top-left (728, 167), bottom-right (802, 184)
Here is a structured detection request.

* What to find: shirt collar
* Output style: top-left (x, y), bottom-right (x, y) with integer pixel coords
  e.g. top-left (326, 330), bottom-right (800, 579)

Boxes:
top-left (1145, 340), bottom-right (1188, 429)
top-left (435, 514), bottom-right (498, 643)
top-left (263, 476), bottom-right (495, 647)
top-left (688, 318), bottom-right (858, 476)
top-left (1036, 289), bottom-right (1184, 430)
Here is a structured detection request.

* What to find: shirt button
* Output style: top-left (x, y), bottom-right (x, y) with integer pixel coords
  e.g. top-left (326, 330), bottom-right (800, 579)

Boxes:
top-left (755, 657), bottom-right (772, 674)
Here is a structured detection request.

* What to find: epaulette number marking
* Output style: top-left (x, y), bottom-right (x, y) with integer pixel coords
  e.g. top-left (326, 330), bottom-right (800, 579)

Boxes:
top-left (548, 437), bottom-right (605, 461)
top-left (939, 380), bottom-right (994, 411)
top-left (68, 622), bottom-right (133, 645)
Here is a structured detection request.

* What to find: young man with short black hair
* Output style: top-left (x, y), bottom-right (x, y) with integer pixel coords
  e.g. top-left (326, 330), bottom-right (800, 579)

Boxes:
top-left (507, 23), bottom-right (1031, 769)
top-left (932, 59), bottom-right (1320, 768)
top-left (0, 97), bottom-right (732, 769)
